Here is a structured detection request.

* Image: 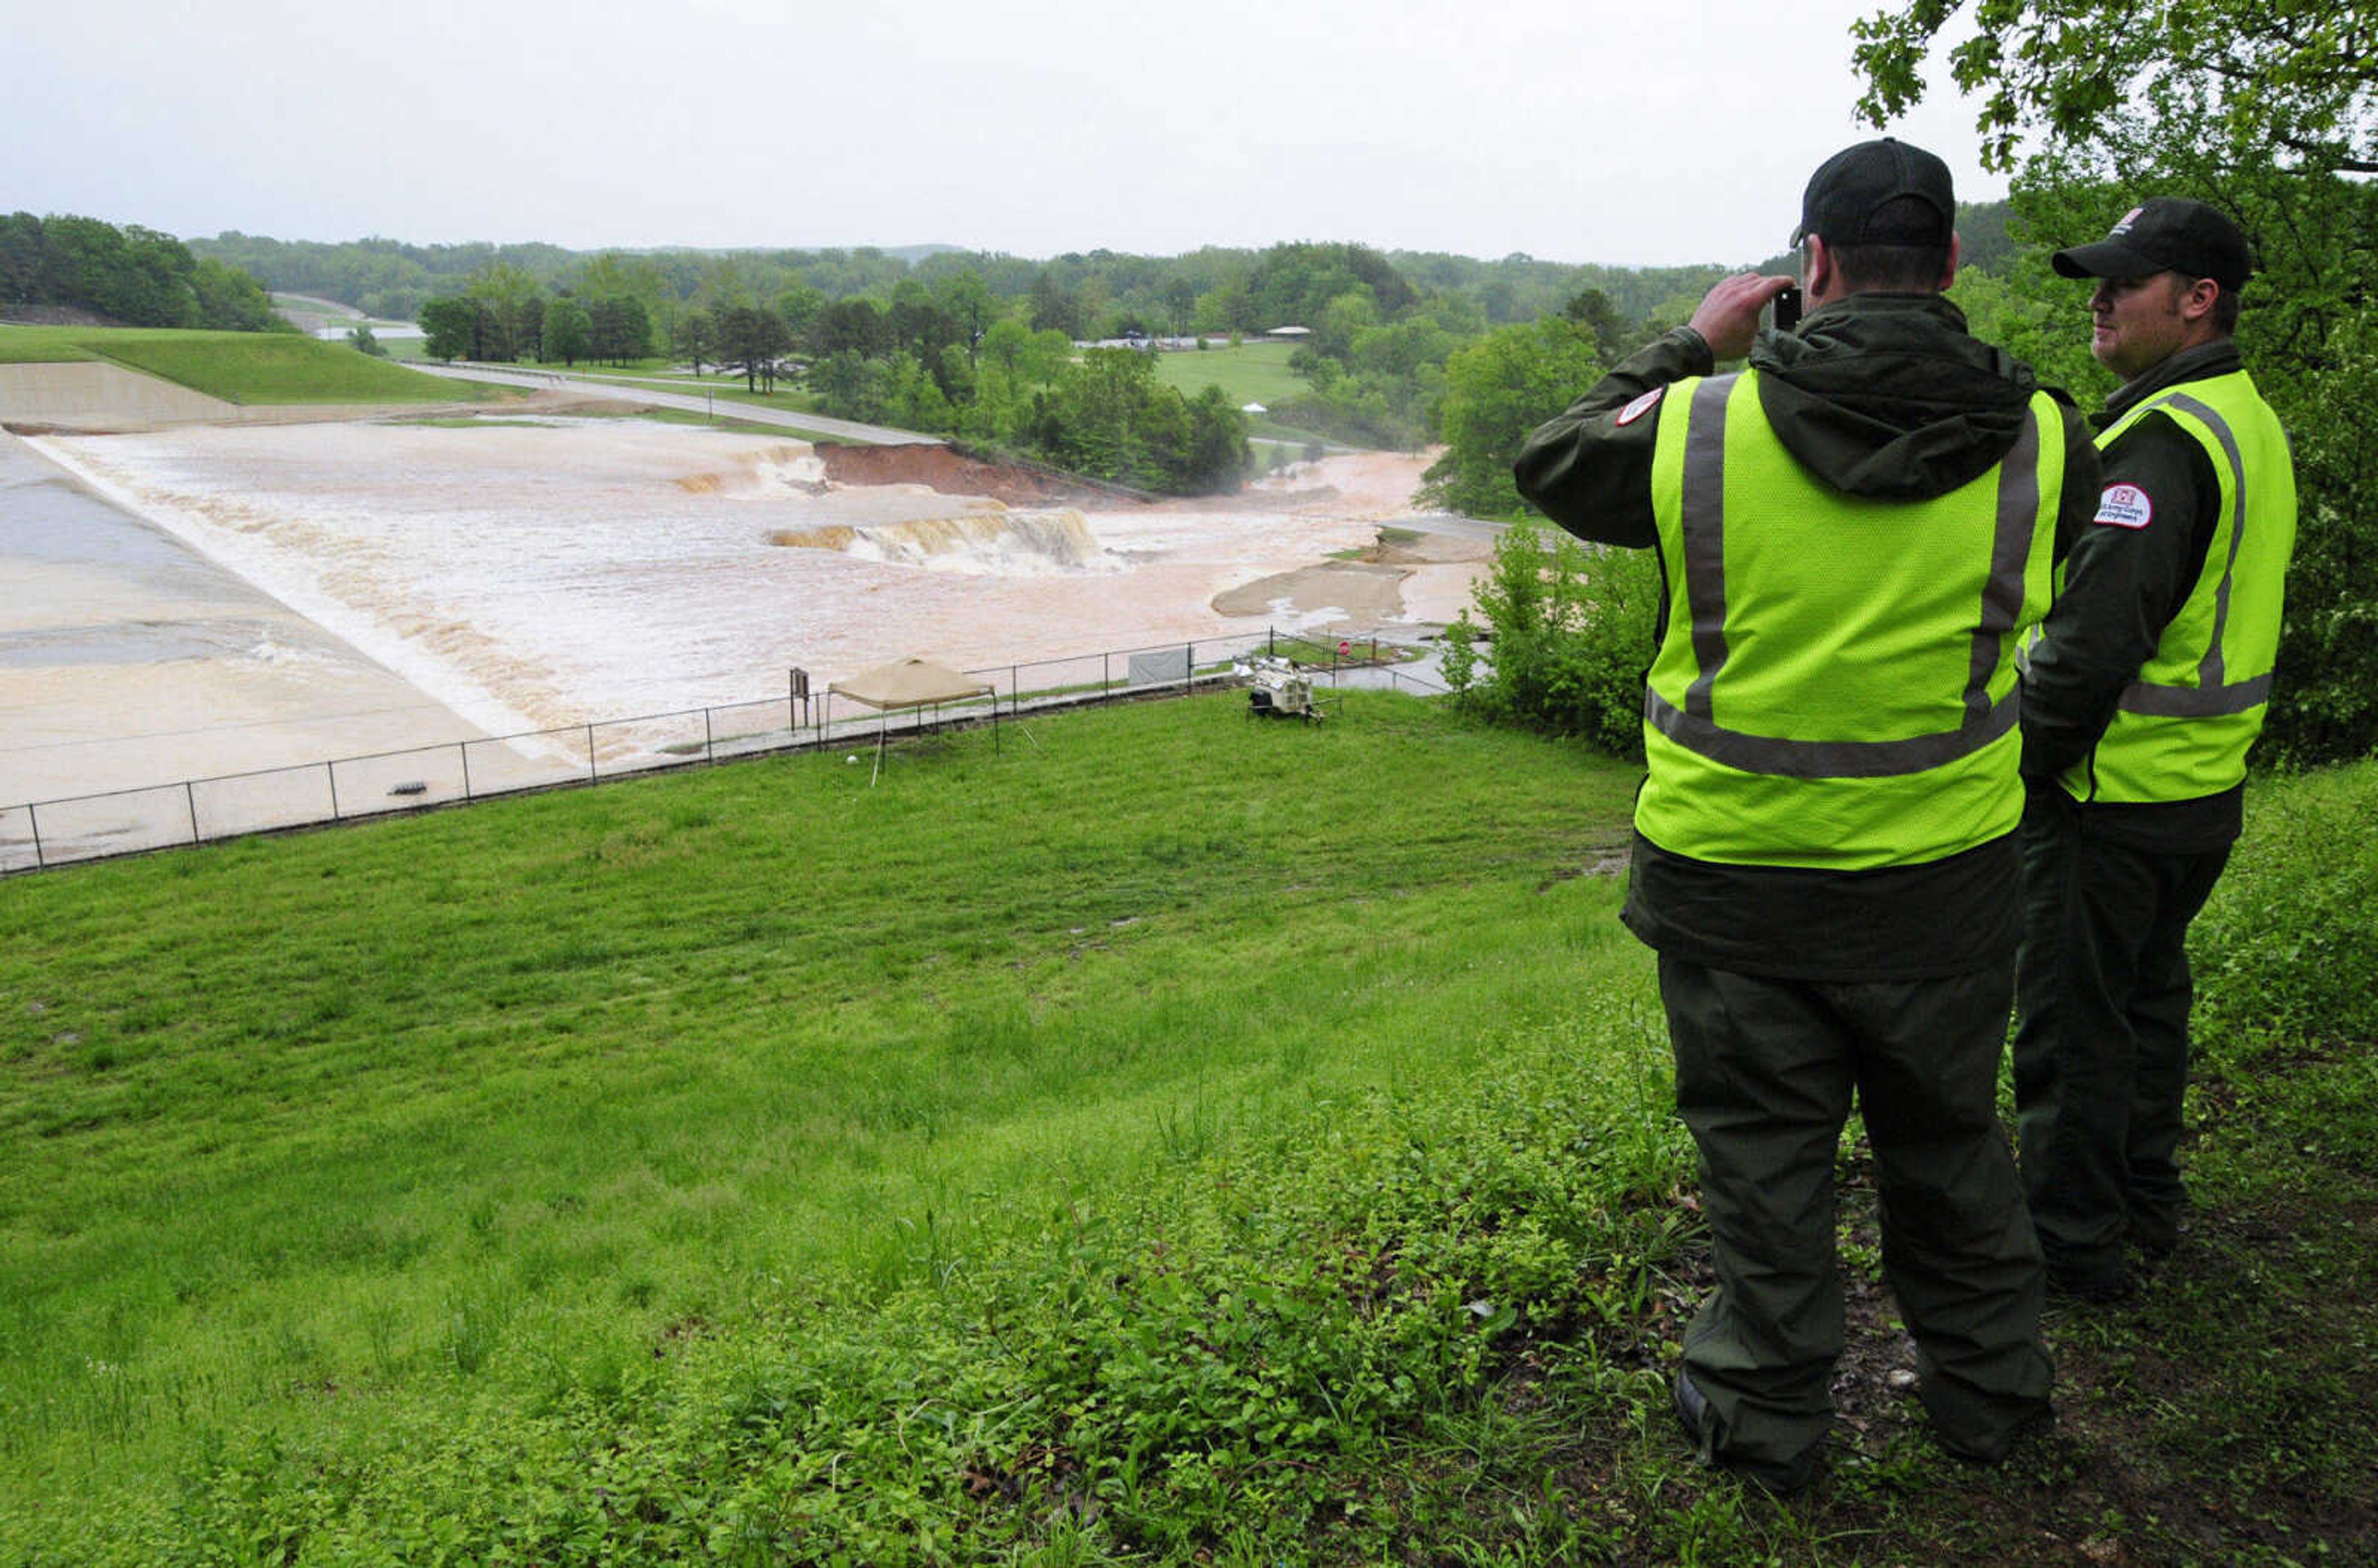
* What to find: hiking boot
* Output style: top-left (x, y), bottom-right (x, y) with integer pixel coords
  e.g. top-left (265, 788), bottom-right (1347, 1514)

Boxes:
top-left (1933, 1401), bottom-right (2057, 1465)
top-left (1673, 1370), bottom-right (1823, 1497)
top-left (2129, 1211), bottom-right (2182, 1264)
top-left (2045, 1266), bottom-right (2135, 1304)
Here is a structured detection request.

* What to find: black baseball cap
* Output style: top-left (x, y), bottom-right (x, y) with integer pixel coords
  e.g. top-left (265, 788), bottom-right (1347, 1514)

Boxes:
top-left (1792, 137), bottom-right (1956, 248)
top-left (2051, 198), bottom-right (2251, 291)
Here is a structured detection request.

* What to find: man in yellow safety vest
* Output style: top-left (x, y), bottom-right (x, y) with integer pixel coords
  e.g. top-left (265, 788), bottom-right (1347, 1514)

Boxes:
top-left (1515, 139), bottom-right (2102, 1492)
top-left (2015, 197), bottom-right (2297, 1302)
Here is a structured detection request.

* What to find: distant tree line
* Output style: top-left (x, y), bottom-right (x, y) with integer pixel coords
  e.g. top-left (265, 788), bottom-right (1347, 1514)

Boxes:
top-left (415, 266), bottom-right (653, 370)
top-left (404, 254), bottom-right (1261, 494)
top-left (1, 212), bottom-right (288, 331)
top-left (378, 216), bottom-right (2021, 500)
top-left (194, 223), bottom-right (2031, 353)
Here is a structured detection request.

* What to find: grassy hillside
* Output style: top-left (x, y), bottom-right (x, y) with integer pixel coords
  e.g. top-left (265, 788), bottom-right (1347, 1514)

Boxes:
top-left (1146, 338), bottom-right (1354, 450)
top-left (1, 694), bottom-right (2371, 1563)
top-left (0, 328), bottom-right (98, 364)
top-left (1147, 339), bottom-right (1309, 410)
top-left (0, 324), bottom-right (486, 404)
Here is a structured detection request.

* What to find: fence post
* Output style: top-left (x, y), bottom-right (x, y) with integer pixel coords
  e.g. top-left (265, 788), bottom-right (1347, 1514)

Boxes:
top-left (1010, 663), bottom-right (1017, 718)
top-left (28, 802), bottom-right (44, 869)
top-left (703, 707), bottom-right (716, 765)
top-left (1185, 642), bottom-right (1194, 691)
top-left (326, 761), bottom-right (341, 821)
top-left (460, 740), bottom-right (473, 799)
top-left (1102, 652), bottom-right (1110, 699)
top-left (186, 781), bottom-right (199, 846)
top-left (585, 725), bottom-right (598, 784)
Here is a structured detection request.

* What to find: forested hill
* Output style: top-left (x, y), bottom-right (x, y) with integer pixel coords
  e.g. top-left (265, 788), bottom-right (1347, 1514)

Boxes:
top-left (186, 201), bottom-right (2014, 338)
top-left (1, 212), bottom-right (288, 331)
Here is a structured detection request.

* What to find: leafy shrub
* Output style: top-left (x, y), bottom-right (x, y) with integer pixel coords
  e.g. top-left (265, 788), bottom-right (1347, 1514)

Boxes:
top-left (1442, 521), bottom-right (1659, 759)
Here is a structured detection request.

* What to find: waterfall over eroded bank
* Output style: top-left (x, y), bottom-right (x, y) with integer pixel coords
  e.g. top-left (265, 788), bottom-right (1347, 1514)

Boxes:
top-left (9, 422), bottom-right (1471, 802)
top-left (769, 508), bottom-right (1115, 575)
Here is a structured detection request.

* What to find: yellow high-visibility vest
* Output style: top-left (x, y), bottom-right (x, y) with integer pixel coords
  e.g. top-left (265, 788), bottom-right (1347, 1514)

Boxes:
top-left (2059, 370), bottom-right (2296, 803)
top-left (1637, 372), bottom-right (2063, 868)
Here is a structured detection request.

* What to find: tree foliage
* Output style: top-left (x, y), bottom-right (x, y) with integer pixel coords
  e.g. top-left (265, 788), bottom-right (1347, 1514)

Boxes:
top-left (543, 297), bottom-right (591, 367)
top-left (1022, 349), bottom-right (1248, 495)
top-left (713, 303), bottom-right (791, 391)
top-left (1852, 0), bottom-right (2378, 762)
top-left (1418, 318), bottom-right (1605, 521)
top-left (1852, 0), bottom-right (2376, 175)
top-left (591, 295), bottom-right (651, 365)
top-left (0, 211), bottom-right (287, 331)
top-left (1439, 523), bottom-right (1660, 757)
top-left (416, 296), bottom-right (478, 361)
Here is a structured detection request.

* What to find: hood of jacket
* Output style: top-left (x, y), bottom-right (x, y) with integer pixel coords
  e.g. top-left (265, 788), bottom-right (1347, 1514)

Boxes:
top-left (1749, 292), bottom-right (2039, 502)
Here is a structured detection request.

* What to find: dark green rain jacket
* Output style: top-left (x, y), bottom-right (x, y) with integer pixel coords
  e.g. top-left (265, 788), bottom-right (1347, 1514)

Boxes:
top-left (1513, 293), bottom-right (2100, 978)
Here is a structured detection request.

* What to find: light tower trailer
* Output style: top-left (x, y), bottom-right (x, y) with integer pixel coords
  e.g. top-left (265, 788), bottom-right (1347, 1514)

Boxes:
top-left (1239, 655), bottom-right (1324, 721)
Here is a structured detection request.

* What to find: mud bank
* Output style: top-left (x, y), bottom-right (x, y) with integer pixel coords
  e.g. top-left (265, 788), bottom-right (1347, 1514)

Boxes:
top-left (814, 442), bottom-right (1155, 507)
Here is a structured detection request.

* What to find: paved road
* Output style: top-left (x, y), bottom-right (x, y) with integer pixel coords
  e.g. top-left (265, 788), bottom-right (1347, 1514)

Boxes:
top-left (1398, 512), bottom-right (1512, 544)
top-left (403, 361), bottom-right (941, 446)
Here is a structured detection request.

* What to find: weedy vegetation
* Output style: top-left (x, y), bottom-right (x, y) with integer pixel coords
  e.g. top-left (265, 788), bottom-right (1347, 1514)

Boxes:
top-left (0, 692), bottom-right (2369, 1563)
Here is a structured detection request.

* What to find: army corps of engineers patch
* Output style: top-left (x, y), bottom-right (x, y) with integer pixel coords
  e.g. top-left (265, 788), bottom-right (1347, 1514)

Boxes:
top-left (2094, 482), bottom-right (2155, 529)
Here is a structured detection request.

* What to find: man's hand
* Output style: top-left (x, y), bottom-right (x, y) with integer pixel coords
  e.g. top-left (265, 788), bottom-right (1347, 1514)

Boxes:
top-left (1688, 274), bottom-right (1799, 362)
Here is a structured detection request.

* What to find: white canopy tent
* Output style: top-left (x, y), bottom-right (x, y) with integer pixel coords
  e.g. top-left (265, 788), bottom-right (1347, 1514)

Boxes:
top-left (825, 658), bottom-right (998, 782)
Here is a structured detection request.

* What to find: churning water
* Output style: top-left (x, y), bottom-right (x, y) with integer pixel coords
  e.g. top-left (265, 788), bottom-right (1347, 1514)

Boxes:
top-left (19, 419), bottom-right (1426, 753)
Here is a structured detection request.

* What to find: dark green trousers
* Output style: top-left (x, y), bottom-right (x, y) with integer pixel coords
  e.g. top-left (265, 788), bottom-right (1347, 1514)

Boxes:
top-left (2013, 791), bottom-right (2231, 1289)
top-left (1662, 953), bottom-right (2052, 1472)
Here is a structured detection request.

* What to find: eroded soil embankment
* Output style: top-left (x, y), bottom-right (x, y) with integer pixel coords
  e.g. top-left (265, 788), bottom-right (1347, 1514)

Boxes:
top-left (813, 442), bottom-right (1154, 508)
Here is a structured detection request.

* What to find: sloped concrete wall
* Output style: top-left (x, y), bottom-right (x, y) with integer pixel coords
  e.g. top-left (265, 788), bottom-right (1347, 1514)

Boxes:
top-left (0, 362), bottom-right (237, 430)
top-left (0, 364), bottom-right (412, 430)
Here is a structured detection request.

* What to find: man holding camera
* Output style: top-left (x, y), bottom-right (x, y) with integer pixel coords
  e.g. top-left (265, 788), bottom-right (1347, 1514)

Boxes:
top-left (2013, 199), bottom-right (2297, 1301)
top-left (1513, 138), bottom-right (2099, 1491)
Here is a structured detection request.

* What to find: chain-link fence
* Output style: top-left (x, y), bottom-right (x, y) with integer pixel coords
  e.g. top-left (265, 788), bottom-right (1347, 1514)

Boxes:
top-left (2, 630), bottom-right (1444, 874)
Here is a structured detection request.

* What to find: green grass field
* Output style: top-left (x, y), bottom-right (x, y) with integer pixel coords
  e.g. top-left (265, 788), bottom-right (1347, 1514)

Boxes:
top-left (1145, 339), bottom-right (1361, 450)
top-left (0, 324), bottom-right (484, 404)
top-left (2, 693), bottom-right (2371, 1564)
top-left (1146, 341), bottom-right (1356, 450)
top-left (1147, 339), bottom-right (1310, 410)
top-left (0, 326), bottom-right (98, 364)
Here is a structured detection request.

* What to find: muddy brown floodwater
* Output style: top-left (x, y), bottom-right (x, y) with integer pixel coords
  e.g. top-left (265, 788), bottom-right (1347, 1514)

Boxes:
top-left (2, 419), bottom-right (1489, 805)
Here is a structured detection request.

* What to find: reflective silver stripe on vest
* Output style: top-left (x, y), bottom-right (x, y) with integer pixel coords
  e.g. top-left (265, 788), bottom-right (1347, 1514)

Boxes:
top-left (1645, 684), bottom-right (2020, 778)
top-left (2115, 390), bottom-right (2264, 718)
top-left (1969, 409), bottom-right (2041, 725)
top-left (2115, 670), bottom-right (2273, 718)
top-left (1679, 375), bottom-right (1737, 720)
top-left (1647, 381), bottom-right (2039, 780)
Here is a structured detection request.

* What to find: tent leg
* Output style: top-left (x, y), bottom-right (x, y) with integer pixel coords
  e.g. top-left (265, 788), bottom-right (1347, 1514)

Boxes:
top-left (871, 723), bottom-right (886, 786)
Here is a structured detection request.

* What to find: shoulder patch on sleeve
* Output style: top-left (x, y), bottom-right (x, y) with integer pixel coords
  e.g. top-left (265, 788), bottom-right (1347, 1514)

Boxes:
top-left (1613, 386), bottom-right (1665, 427)
top-left (2093, 482), bottom-right (2155, 529)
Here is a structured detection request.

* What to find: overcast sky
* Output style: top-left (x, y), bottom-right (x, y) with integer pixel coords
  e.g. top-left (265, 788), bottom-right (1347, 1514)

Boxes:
top-left (14, 0), bottom-right (2003, 268)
